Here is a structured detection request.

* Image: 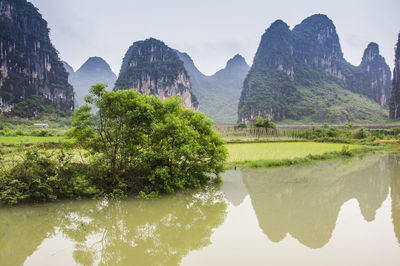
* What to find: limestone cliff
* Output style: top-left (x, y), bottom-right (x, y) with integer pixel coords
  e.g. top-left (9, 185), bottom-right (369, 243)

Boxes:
top-left (114, 38), bottom-right (198, 110)
top-left (389, 33), bottom-right (400, 119)
top-left (239, 14), bottom-right (389, 123)
top-left (0, 0), bottom-right (74, 114)
top-left (359, 43), bottom-right (391, 105)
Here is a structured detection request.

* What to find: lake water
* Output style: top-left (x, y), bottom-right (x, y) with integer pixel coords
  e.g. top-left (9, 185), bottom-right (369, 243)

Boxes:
top-left (1, 154), bottom-right (399, 265)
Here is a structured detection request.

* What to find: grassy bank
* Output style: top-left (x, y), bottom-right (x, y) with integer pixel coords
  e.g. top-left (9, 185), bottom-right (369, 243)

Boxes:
top-left (0, 135), bottom-right (64, 144)
top-left (1, 128), bottom-right (397, 171)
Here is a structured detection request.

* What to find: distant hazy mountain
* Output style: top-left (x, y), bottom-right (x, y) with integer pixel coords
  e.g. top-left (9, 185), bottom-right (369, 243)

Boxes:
top-left (176, 51), bottom-right (250, 123)
top-left (0, 0), bottom-right (74, 114)
top-left (389, 33), bottom-right (400, 119)
top-left (62, 61), bottom-right (74, 75)
top-left (239, 14), bottom-right (390, 123)
top-left (64, 57), bottom-right (117, 107)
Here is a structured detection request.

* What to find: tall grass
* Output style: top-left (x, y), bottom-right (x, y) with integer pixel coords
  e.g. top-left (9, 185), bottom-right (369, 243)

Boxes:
top-left (216, 127), bottom-right (306, 139)
top-left (0, 135), bottom-right (64, 144)
top-left (215, 125), bottom-right (400, 141)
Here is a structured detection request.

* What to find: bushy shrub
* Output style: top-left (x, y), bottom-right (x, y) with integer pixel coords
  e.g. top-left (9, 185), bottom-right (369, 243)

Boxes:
top-left (68, 84), bottom-right (227, 197)
top-left (297, 127), bottom-right (327, 139)
top-left (251, 117), bottom-right (276, 129)
top-left (354, 128), bottom-right (369, 139)
top-left (234, 123), bottom-right (247, 129)
top-left (327, 127), bottom-right (339, 137)
top-left (340, 145), bottom-right (353, 156)
top-left (344, 123), bottom-right (354, 129)
top-left (30, 129), bottom-right (53, 137)
top-left (0, 149), bottom-right (101, 205)
top-left (14, 129), bottom-right (24, 136)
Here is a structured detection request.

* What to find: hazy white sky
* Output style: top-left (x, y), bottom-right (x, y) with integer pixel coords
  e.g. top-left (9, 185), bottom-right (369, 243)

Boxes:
top-left (30, 0), bottom-right (399, 76)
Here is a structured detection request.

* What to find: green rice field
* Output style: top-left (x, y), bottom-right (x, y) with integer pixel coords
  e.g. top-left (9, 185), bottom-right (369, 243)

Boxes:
top-left (0, 136), bottom-right (64, 144)
top-left (226, 142), bottom-right (363, 163)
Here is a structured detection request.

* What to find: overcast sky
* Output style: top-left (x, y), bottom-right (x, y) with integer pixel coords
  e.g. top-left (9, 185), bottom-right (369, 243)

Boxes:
top-left (30, 0), bottom-right (399, 76)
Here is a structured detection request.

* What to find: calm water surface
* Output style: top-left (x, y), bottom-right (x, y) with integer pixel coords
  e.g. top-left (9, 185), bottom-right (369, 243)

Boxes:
top-left (1, 154), bottom-right (399, 265)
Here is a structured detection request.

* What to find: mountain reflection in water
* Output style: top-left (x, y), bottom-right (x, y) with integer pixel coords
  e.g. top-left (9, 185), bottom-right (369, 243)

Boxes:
top-left (390, 154), bottom-right (400, 245)
top-left (227, 154), bottom-right (398, 248)
top-left (0, 154), bottom-right (399, 266)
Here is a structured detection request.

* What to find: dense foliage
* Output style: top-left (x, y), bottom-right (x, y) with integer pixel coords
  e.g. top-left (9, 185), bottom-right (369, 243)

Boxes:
top-left (0, 150), bottom-right (101, 205)
top-left (71, 84), bottom-right (226, 196)
top-left (288, 126), bottom-right (400, 142)
top-left (251, 117), bottom-right (276, 129)
top-left (11, 96), bottom-right (69, 118)
top-left (0, 84), bottom-right (227, 204)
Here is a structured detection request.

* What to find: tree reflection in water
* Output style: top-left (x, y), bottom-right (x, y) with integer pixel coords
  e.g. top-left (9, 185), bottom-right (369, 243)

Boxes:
top-left (242, 155), bottom-right (391, 248)
top-left (57, 187), bottom-right (227, 265)
top-left (0, 187), bottom-right (227, 266)
top-left (1, 154), bottom-right (399, 265)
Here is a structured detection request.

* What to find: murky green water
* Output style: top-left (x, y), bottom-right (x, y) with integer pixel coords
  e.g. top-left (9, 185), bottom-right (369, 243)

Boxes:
top-left (1, 154), bottom-right (399, 265)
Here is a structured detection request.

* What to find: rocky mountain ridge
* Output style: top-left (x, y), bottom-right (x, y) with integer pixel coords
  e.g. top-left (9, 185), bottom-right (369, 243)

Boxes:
top-left (389, 33), bottom-right (400, 119)
top-left (239, 14), bottom-right (390, 123)
top-left (115, 38), bottom-right (198, 110)
top-left (0, 0), bottom-right (74, 115)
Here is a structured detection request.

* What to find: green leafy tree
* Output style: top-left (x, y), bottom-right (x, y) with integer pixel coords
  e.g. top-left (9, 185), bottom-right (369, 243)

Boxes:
top-left (344, 122), bottom-right (354, 129)
top-left (69, 84), bottom-right (227, 196)
top-left (251, 117), bottom-right (276, 129)
top-left (234, 123), bottom-right (247, 129)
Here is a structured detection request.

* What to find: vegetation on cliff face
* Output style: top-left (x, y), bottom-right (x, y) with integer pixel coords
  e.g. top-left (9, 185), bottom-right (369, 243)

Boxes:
top-left (64, 57), bottom-right (117, 107)
top-left (11, 95), bottom-right (68, 118)
top-left (0, 0), bottom-right (74, 116)
top-left (176, 52), bottom-right (250, 123)
top-left (239, 14), bottom-right (390, 123)
top-left (114, 38), bottom-right (198, 110)
top-left (390, 33), bottom-right (400, 119)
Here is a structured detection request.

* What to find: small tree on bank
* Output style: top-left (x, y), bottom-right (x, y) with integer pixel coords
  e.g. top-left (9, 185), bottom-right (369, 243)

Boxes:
top-left (69, 84), bottom-right (227, 196)
top-left (251, 117), bottom-right (276, 129)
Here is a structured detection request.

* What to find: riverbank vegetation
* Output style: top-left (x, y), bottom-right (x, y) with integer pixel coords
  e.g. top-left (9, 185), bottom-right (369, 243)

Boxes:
top-left (223, 124), bottom-right (399, 168)
top-left (217, 124), bottom-right (400, 143)
top-left (0, 85), bottom-right (227, 205)
top-left (1, 90), bottom-right (400, 205)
